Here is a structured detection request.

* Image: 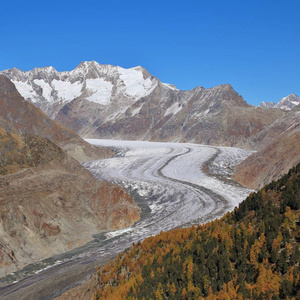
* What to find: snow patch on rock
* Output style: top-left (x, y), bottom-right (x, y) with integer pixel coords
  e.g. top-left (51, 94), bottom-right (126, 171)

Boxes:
top-left (164, 102), bottom-right (182, 116)
top-left (13, 81), bottom-right (39, 102)
top-left (85, 78), bottom-right (113, 105)
top-left (33, 79), bottom-right (52, 100)
top-left (118, 67), bottom-right (157, 97)
top-left (52, 80), bottom-right (82, 102)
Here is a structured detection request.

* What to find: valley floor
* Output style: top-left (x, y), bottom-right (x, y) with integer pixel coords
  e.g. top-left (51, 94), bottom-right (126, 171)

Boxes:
top-left (0, 140), bottom-right (253, 300)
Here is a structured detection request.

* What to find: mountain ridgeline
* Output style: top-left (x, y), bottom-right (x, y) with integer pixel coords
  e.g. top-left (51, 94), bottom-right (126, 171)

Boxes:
top-left (2, 62), bottom-right (300, 189)
top-left (0, 61), bottom-right (283, 148)
top-left (60, 163), bottom-right (300, 300)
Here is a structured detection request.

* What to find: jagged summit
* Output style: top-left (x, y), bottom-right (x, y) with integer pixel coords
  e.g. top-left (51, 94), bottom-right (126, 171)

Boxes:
top-left (276, 93), bottom-right (300, 110)
top-left (259, 93), bottom-right (300, 110)
top-left (0, 61), bottom-right (160, 115)
top-left (259, 101), bottom-right (276, 108)
top-left (0, 62), bottom-right (283, 147)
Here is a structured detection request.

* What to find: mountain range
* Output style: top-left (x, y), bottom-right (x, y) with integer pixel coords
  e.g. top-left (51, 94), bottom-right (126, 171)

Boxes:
top-left (0, 62), bottom-right (286, 148)
top-left (0, 61), bottom-right (299, 298)
top-left (1, 61), bottom-right (299, 188)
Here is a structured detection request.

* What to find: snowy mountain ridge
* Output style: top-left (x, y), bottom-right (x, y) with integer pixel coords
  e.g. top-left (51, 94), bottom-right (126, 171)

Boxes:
top-left (0, 61), bottom-right (284, 149)
top-left (259, 93), bottom-right (300, 110)
top-left (1, 61), bottom-right (166, 117)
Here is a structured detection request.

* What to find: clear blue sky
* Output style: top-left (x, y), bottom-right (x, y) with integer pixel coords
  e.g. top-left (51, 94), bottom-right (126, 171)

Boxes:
top-left (1, 0), bottom-right (299, 105)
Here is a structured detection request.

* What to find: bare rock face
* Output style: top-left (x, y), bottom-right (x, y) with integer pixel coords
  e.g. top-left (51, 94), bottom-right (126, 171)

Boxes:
top-left (0, 75), bottom-right (112, 162)
top-left (1, 63), bottom-right (284, 149)
top-left (90, 83), bottom-right (282, 149)
top-left (234, 107), bottom-right (300, 188)
top-left (0, 128), bottom-right (140, 277)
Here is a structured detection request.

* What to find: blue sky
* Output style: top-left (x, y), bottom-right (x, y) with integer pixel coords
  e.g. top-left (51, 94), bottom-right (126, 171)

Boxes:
top-left (0, 0), bottom-right (299, 105)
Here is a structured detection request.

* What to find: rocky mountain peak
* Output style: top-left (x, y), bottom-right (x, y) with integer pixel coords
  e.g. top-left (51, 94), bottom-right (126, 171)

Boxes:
top-left (275, 93), bottom-right (300, 110)
top-left (259, 101), bottom-right (275, 108)
top-left (77, 60), bottom-right (99, 68)
top-left (73, 60), bottom-right (115, 78)
top-left (259, 93), bottom-right (300, 110)
top-left (205, 83), bottom-right (248, 107)
top-left (223, 83), bottom-right (234, 91)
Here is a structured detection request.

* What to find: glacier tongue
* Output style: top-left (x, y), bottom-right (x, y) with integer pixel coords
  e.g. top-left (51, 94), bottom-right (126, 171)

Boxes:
top-left (84, 139), bottom-right (253, 228)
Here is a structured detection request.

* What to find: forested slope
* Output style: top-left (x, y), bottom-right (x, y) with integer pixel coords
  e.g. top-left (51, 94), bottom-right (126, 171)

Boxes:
top-left (89, 163), bottom-right (300, 300)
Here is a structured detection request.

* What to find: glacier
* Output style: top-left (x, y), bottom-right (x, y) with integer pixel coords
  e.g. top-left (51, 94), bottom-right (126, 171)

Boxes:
top-left (0, 139), bottom-right (253, 299)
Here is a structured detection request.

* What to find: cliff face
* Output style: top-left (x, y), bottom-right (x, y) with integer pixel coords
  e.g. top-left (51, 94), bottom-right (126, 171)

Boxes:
top-left (0, 128), bottom-right (140, 277)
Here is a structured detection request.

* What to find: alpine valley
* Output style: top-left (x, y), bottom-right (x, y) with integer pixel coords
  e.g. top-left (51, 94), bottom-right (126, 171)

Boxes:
top-left (0, 61), bottom-right (299, 300)
top-left (2, 61), bottom-right (300, 188)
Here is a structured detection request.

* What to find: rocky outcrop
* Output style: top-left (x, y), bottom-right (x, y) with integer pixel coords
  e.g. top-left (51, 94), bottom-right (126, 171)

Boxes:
top-left (259, 101), bottom-right (276, 108)
top-left (0, 128), bottom-right (140, 277)
top-left (234, 107), bottom-right (300, 188)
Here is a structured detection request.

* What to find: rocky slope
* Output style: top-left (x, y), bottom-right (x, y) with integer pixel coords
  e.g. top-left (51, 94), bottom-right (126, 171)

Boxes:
top-left (0, 127), bottom-right (140, 277)
top-left (0, 75), bottom-right (112, 163)
top-left (234, 106), bottom-right (300, 188)
top-left (91, 84), bottom-right (282, 149)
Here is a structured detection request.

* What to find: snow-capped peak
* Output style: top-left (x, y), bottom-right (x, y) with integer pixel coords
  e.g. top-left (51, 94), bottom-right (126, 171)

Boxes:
top-left (0, 61), bottom-right (160, 116)
top-left (259, 93), bottom-right (300, 111)
top-left (275, 93), bottom-right (300, 110)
